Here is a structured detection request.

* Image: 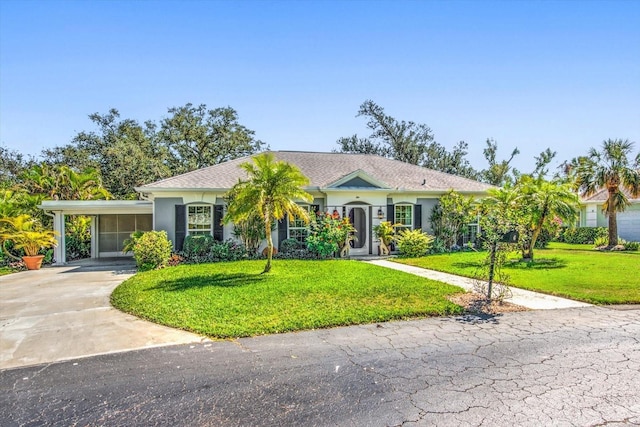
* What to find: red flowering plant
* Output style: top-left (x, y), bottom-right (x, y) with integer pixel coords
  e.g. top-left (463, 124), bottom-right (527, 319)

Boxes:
top-left (306, 213), bottom-right (356, 258)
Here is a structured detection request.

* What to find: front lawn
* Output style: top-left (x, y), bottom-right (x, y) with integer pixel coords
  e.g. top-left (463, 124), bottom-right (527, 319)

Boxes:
top-left (111, 260), bottom-right (464, 338)
top-left (394, 242), bottom-right (640, 304)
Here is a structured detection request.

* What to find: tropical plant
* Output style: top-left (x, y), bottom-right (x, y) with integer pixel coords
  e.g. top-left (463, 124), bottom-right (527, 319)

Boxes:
top-left (223, 153), bottom-right (313, 273)
top-left (307, 213), bottom-right (356, 258)
top-left (226, 184), bottom-right (269, 255)
top-left (20, 164), bottom-right (111, 201)
top-left (65, 216), bottom-right (92, 261)
top-left (373, 221), bottom-right (399, 255)
top-left (395, 228), bottom-right (434, 257)
top-left (429, 190), bottom-right (476, 250)
top-left (0, 214), bottom-right (58, 258)
top-left (517, 176), bottom-right (579, 260)
top-left (122, 230), bottom-right (145, 254)
top-left (574, 139), bottom-right (640, 247)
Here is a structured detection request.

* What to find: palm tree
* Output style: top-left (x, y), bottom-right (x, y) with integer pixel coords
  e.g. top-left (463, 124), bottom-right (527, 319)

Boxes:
top-left (224, 153), bottom-right (313, 273)
top-left (519, 176), bottom-right (579, 260)
top-left (575, 139), bottom-right (640, 247)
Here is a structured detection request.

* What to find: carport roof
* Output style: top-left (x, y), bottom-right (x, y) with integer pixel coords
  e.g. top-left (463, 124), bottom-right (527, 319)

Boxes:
top-left (39, 200), bottom-right (153, 215)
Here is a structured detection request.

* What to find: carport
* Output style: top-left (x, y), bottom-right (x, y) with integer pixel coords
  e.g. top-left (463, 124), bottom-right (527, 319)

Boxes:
top-left (39, 200), bottom-right (153, 265)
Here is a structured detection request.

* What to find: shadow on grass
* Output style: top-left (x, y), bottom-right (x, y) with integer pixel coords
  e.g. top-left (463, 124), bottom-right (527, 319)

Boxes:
top-left (505, 258), bottom-right (567, 270)
top-left (150, 273), bottom-right (266, 292)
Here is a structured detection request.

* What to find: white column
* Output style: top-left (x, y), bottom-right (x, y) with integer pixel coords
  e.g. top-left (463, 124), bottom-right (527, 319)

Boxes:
top-left (90, 215), bottom-right (98, 258)
top-left (52, 211), bottom-right (66, 265)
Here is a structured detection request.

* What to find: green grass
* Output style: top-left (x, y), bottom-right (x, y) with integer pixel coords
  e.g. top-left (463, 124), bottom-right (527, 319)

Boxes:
top-left (111, 260), bottom-right (464, 338)
top-left (394, 242), bottom-right (640, 305)
top-left (0, 266), bottom-right (13, 276)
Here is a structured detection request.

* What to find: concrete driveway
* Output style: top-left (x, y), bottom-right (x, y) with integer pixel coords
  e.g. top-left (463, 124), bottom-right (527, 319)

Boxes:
top-left (0, 261), bottom-right (206, 370)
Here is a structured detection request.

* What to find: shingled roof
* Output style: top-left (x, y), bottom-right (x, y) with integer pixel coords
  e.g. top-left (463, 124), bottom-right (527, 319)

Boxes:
top-left (139, 151), bottom-right (494, 193)
top-left (581, 187), bottom-right (640, 203)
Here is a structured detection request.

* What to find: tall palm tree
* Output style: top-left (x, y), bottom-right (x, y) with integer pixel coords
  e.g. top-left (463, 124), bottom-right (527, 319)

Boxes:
top-left (519, 176), bottom-right (579, 260)
top-left (575, 139), bottom-right (640, 247)
top-left (224, 153), bottom-right (313, 273)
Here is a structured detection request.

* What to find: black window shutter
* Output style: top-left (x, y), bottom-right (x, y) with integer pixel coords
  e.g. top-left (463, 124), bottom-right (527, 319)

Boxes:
top-left (414, 204), bottom-right (422, 230)
top-left (278, 214), bottom-right (288, 249)
top-left (174, 205), bottom-right (186, 251)
top-left (213, 205), bottom-right (224, 242)
top-left (387, 204), bottom-right (394, 222)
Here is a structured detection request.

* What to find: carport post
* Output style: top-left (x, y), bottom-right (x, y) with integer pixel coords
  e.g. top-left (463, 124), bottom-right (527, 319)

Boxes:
top-left (51, 211), bottom-right (66, 265)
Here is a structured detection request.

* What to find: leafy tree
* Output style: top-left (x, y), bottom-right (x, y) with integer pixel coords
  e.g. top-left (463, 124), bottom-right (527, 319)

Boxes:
top-left (517, 176), bottom-right (579, 260)
top-left (532, 148), bottom-right (557, 178)
top-left (0, 145), bottom-right (33, 188)
top-left (475, 185), bottom-right (520, 300)
top-left (479, 138), bottom-right (520, 186)
top-left (336, 100), bottom-right (434, 164)
top-left (336, 100), bottom-right (477, 177)
top-left (430, 190), bottom-right (476, 250)
top-left (574, 139), bottom-right (640, 247)
top-left (44, 109), bottom-right (171, 198)
top-left (224, 153), bottom-right (313, 273)
top-left (160, 103), bottom-right (265, 175)
top-left (422, 141), bottom-right (478, 179)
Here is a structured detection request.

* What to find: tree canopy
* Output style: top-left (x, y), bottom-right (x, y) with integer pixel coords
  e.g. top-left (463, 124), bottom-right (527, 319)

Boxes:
top-left (40, 104), bottom-right (264, 198)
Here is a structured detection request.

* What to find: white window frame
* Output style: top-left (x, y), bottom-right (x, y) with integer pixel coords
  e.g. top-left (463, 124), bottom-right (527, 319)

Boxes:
top-left (395, 204), bottom-right (413, 231)
top-left (187, 204), bottom-right (213, 236)
top-left (289, 205), bottom-right (311, 242)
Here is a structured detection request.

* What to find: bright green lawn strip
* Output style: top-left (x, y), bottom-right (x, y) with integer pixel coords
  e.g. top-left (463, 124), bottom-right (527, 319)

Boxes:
top-left (111, 260), bottom-right (463, 338)
top-left (0, 267), bottom-right (12, 276)
top-left (393, 242), bottom-right (640, 304)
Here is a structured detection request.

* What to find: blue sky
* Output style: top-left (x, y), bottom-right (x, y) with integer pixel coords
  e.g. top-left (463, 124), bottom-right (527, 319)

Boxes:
top-left (1, 0), bottom-right (638, 173)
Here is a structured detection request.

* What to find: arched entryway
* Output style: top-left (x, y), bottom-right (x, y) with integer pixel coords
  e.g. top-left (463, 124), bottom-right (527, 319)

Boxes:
top-left (347, 205), bottom-right (369, 256)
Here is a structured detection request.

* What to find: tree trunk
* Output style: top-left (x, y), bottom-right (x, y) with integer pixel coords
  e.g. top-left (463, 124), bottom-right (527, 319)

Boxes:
top-left (608, 190), bottom-right (618, 247)
top-left (526, 223), bottom-right (544, 261)
top-left (263, 217), bottom-right (273, 273)
top-left (487, 241), bottom-right (497, 300)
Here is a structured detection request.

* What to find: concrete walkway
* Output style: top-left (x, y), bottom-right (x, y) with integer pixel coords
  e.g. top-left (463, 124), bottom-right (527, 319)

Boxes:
top-left (0, 262), bottom-right (206, 370)
top-left (365, 259), bottom-right (592, 310)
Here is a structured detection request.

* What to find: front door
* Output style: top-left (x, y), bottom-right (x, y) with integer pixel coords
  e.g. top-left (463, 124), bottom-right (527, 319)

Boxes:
top-left (348, 206), bottom-right (369, 256)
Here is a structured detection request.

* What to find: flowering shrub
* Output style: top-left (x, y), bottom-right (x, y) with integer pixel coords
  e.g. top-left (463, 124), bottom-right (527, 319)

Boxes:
top-left (306, 213), bottom-right (356, 258)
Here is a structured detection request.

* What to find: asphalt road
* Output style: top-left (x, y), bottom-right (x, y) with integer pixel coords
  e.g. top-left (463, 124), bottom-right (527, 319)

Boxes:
top-left (2, 306), bottom-right (639, 427)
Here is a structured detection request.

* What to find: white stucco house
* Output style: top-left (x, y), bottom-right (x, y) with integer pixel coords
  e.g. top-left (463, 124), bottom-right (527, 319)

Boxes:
top-left (40, 151), bottom-right (495, 264)
top-left (579, 188), bottom-right (640, 242)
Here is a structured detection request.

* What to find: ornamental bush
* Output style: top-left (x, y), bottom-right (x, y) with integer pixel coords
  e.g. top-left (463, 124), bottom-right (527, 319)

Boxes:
top-left (182, 234), bottom-right (216, 262)
top-left (209, 240), bottom-right (247, 262)
top-left (396, 229), bottom-right (434, 258)
top-left (624, 241), bottom-right (640, 251)
top-left (558, 227), bottom-right (607, 244)
top-left (132, 231), bottom-right (172, 271)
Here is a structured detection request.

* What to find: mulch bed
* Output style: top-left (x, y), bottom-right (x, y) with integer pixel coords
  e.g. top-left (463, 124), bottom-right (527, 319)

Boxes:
top-left (448, 292), bottom-right (530, 315)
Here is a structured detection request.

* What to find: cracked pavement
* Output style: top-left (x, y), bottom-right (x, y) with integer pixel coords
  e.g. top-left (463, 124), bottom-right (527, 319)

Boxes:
top-left (2, 306), bottom-right (639, 426)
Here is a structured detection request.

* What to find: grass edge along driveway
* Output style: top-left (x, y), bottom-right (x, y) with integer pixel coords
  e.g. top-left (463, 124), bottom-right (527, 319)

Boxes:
top-left (393, 243), bottom-right (640, 305)
top-left (111, 260), bottom-right (464, 339)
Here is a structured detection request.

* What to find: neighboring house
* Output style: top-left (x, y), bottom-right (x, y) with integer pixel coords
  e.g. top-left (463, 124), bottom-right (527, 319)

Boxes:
top-left (579, 188), bottom-right (640, 242)
top-left (41, 151), bottom-right (493, 264)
